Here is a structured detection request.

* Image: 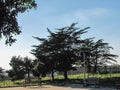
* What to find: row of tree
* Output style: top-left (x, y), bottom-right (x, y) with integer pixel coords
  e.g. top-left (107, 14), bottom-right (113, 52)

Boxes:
top-left (8, 23), bottom-right (118, 81)
top-left (31, 23), bottom-right (118, 80)
top-left (8, 56), bottom-right (47, 81)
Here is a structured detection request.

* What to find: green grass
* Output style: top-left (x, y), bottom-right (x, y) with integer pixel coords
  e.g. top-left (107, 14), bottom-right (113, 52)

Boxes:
top-left (0, 79), bottom-right (25, 87)
top-left (41, 73), bottom-right (120, 82)
top-left (0, 73), bottom-right (120, 87)
top-left (0, 80), bottom-right (15, 87)
top-left (68, 73), bottom-right (120, 79)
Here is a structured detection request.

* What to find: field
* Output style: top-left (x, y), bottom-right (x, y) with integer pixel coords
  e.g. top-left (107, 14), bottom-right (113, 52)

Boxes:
top-left (0, 73), bottom-right (120, 88)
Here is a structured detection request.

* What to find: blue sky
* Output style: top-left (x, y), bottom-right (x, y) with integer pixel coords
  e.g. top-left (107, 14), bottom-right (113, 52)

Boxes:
top-left (0, 0), bottom-right (120, 69)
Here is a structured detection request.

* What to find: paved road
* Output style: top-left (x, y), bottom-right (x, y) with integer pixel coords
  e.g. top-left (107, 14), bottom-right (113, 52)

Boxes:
top-left (0, 84), bottom-right (115, 90)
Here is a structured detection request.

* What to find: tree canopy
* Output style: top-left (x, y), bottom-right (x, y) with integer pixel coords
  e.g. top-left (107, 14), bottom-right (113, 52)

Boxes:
top-left (31, 23), bottom-right (90, 80)
top-left (31, 23), bottom-right (118, 80)
top-left (0, 0), bottom-right (37, 45)
top-left (8, 56), bottom-right (25, 80)
top-left (8, 56), bottom-right (33, 80)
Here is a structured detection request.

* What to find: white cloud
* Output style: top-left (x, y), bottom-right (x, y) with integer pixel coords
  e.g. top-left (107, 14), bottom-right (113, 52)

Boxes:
top-left (0, 49), bottom-right (35, 70)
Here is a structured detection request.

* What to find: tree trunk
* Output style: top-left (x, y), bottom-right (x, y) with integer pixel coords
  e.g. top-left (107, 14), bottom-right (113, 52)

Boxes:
top-left (94, 62), bottom-right (97, 73)
top-left (63, 70), bottom-right (68, 80)
top-left (51, 70), bottom-right (54, 81)
top-left (27, 72), bottom-right (30, 82)
top-left (38, 76), bottom-right (41, 86)
top-left (94, 50), bottom-right (98, 74)
top-left (28, 72), bottom-right (30, 79)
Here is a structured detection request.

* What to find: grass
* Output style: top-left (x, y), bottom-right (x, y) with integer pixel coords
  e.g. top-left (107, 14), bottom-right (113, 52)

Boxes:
top-left (0, 80), bottom-right (16, 87)
top-left (0, 73), bottom-right (120, 87)
top-left (0, 79), bottom-right (25, 87)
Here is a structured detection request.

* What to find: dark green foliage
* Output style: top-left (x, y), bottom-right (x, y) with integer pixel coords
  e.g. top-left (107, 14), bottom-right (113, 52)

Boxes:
top-left (32, 59), bottom-right (47, 78)
top-left (8, 56), bottom-right (34, 80)
top-left (8, 56), bottom-right (25, 80)
top-left (0, 0), bottom-right (37, 45)
top-left (91, 39), bottom-right (118, 73)
top-left (23, 56), bottom-right (33, 80)
top-left (0, 67), bottom-right (3, 73)
top-left (31, 23), bottom-right (118, 81)
top-left (0, 67), bottom-right (4, 80)
top-left (31, 23), bottom-right (90, 80)
top-left (79, 38), bottom-right (118, 73)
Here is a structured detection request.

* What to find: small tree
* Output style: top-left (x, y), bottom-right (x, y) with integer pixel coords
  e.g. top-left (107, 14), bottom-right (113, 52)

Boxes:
top-left (8, 56), bottom-right (25, 80)
top-left (0, 67), bottom-right (4, 80)
top-left (23, 57), bottom-right (33, 81)
top-left (91, 39), bottom-right (118, 73)
top-left (80, 39), bottom-right (118, 74)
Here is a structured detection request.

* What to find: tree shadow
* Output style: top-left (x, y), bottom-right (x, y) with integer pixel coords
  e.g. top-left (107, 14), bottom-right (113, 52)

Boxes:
top-left (54, 84), bottom-right (114, 90)
top-left (48, 82), bottom-right (114, 90)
